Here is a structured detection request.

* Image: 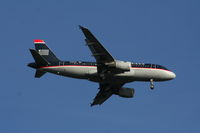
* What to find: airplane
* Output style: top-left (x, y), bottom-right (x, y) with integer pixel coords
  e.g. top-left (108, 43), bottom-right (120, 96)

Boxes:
top-left (28, 26), bottom-right (176, 106)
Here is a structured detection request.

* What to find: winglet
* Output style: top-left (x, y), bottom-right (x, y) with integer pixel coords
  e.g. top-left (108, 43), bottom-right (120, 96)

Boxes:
top-left (34, 39), bottom-right (45, 44)
top-left (79, 25), bottom-right (87, 30)
top-left (79, 25), bottom-right (83, 29)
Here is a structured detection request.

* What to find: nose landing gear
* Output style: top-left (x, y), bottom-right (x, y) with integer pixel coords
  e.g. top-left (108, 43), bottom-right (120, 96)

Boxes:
top-left (150, 79), bottom-right (154, 90)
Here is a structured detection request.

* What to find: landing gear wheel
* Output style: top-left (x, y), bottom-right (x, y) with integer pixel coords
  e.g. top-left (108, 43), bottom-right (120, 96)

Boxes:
top-left (150, 84), bottom-right (154, 90)
top-left (150, 79), bottom-right (154, 90)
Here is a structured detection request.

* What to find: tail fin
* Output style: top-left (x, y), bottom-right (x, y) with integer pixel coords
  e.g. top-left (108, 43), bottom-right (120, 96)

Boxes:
top-left (34, 40), bottom-right (60, 63)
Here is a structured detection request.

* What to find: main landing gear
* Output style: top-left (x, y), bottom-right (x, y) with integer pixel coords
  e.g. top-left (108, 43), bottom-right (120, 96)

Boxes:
top-left (150, 79), bottom-right (154, 90)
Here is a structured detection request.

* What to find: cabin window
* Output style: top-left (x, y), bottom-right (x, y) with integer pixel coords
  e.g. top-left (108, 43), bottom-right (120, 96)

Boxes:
top-left (152, 64), bottom-right (156, 68)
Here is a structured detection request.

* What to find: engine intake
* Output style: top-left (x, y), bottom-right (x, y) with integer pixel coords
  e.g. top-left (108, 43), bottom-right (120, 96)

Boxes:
top-left (115, 88), bottom-right (135, 98)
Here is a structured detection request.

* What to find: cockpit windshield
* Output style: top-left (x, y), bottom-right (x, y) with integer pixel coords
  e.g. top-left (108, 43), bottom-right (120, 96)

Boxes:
top-left (156, 65), bottom-right (168, 70)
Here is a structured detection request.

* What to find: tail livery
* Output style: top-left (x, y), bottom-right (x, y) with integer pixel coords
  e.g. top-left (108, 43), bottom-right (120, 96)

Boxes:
top-left (28, 40), bottom-right (60, 78)
top-left (34, 40), bottom-right (60, 63)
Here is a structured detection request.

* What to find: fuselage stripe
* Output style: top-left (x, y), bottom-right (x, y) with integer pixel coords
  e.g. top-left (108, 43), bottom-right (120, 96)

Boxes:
top-left (39, 65), bottom-right (171, 72)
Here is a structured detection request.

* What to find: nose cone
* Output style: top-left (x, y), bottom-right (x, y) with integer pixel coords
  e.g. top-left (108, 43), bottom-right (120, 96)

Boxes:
top-left (168, 71), bottom-right (176, 80)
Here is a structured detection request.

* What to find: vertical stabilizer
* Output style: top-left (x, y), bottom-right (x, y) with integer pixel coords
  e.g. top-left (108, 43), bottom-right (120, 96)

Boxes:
top-left (34, 40), bottom-right (60, 63)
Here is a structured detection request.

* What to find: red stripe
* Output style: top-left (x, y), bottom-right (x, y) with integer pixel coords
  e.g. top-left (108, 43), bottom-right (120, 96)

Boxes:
top-left (34, 39), bottom-right (45, 43)
top-left (39, 65), bottom-right (96, 68)
top-left (39, 65), bottom-right (171, 72)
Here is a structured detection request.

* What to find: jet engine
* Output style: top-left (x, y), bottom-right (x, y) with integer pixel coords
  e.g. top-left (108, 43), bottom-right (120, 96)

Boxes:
top-left (115, 88), bottom-right (135, 98)
top-left (105, 60), bottom-right (131, 71)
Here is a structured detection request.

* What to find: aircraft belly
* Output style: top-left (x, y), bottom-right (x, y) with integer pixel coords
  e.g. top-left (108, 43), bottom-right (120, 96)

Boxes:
top-left (113, 70), bottom-right (135, 82)
top-left (133, 69), bottom-right (168, 81)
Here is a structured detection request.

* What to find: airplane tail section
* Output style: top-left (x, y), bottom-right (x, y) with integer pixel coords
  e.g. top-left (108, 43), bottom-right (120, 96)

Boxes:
top-left (29, 49), bottom-right (49, 78)
top-left (35, 70), bottom-right (46, 78)
top-left (29, 49), bottom-right (49, 66)
top-left (28, 40), bottom-right (60, 78)
top-left (34, 40), bottom-right (60, 63)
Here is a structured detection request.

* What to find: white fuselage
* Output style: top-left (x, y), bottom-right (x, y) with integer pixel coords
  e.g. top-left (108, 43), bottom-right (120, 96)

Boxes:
top-left (39, 65), bottom-right (176, 83)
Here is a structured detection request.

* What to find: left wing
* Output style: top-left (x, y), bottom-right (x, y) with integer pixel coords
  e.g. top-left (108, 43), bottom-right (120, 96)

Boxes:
top-left (79, 26), bottom-right (115, 64)
top-left (80, 26), bottom-right (116, 74)
top-left (90, 83), bottom-right (124, 106)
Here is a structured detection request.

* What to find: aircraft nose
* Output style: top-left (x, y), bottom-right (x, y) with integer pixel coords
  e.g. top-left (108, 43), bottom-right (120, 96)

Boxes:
top-left (168, 71), bottom-right (176, 79)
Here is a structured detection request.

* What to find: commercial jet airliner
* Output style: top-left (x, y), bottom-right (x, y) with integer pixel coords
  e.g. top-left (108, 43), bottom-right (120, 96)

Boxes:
top-left (28, 26), bottom-right (176, 106)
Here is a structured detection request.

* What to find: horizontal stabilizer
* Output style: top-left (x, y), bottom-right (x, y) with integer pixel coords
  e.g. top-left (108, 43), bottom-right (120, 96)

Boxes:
top-left (29, 49), bottom-right (49, 66)
top-left (35, 70), bottom-right (46, 78)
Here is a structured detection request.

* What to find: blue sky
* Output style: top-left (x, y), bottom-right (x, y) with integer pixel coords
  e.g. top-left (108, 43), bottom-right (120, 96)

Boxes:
top-left (0, 0), bottom-right (200, 132)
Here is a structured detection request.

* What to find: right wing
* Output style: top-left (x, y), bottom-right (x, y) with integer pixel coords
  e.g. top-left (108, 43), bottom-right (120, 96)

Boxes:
top-left (90, 87), bottom-right (113, 107)
top-left (90, 83), bottom-right (124, 106)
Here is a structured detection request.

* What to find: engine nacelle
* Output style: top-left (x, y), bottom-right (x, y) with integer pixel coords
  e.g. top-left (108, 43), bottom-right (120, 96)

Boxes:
top-left (116, 88), bottom-right (135, 98)
top-left (106, 60), bottom-right (131, 71)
